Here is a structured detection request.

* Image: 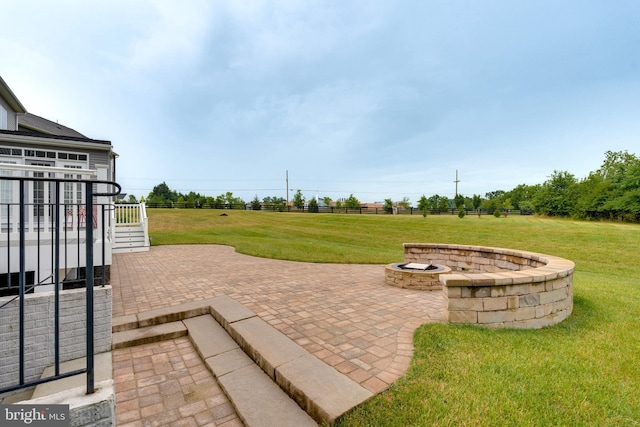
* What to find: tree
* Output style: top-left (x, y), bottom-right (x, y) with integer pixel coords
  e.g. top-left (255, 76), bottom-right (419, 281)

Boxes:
top-left (223, 192), bottom-right (245, 209)
top-left (437, 196), bottom-right (450, 213)
top-left (427, 194), bottom-right (442, 212)
top-left (482, 190), bottom-right (507, 214)
top-left (127, 194), bottom-right (138, 204)
top-left (575, 150), bottom-right (640, 221)
top-left (472, 194), bottom-right (482, 211)
top-left (384, 198), bottom-right (393, 214)
top-left (251, 195), bottom-right (261, 210)
top-left (397, 197), bottom-right (411, 210)
top-left (454, 194), bottom-right (465, 209)
top-left (485, 190), bottom-right (505, 200)
top-left (417, 195), bottom-right (429, 217)
top-left (427, 194), bottom-right (449, 213)
top-left (212, 195), bottom-right (225, 209)
top-left (293, 189), bottom-right (305, 210)
top-left (147, 181), bottom-right (178, 206)
top-left (483, 197), bottom-right (501, 215)
top-left (323, 196), bottom-right (332, 207)
top-left (344, 194), bottom-right (361, 209)
top-left (185, 191), bottom-right (202, 208)
top-left (263, 196), bottom-right (286, 212)
top-left (598, 150), bottom-right (639, 181)
top-left (308, 197), bottom-right (319, 213)
top-left (505, 184), bottom-right (540, 211)
top-left (533, 170), bottom-right (579, 216)
top-left (417, 195), bottom-right (428, 211)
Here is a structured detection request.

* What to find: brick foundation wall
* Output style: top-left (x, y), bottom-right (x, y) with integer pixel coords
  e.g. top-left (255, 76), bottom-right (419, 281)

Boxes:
top-left (0, 287), bottom-right (112, 387)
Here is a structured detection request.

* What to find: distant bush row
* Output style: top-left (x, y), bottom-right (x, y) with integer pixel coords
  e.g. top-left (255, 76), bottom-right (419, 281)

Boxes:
top-left (130, 150), bottom-right (640, 222)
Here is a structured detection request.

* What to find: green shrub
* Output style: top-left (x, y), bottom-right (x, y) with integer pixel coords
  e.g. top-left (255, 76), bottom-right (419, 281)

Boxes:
top-left (494, 209), bottom-right (502, 218)
top-left (458, 208), bottom-right (466, 218)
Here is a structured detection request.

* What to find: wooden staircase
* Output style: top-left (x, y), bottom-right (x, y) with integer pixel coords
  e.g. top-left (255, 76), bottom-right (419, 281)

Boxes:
top-left (112, 202), bottom-right (150, 253)
top-left (113, 223), bottom-right (149, 253)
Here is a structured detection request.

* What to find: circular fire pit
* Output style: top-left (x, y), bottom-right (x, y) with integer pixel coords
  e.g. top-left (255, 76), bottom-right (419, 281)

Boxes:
top-left (385, 262), bottom-right (452, 291)
top-left (385, 243), bottom-right (575, 329)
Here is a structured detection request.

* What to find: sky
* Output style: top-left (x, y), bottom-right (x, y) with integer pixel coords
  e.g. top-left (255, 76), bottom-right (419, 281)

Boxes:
top-left (2, 0), bottom-right (640, 204)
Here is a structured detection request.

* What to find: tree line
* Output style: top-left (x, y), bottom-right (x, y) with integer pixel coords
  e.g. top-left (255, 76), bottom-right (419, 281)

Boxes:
top-left (477, 150), bottom-right (640, 222)
top-left (129, 150), bottom-right (640, 222)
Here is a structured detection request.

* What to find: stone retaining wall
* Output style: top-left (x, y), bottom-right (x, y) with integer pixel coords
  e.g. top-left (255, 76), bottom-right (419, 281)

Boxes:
top-left (402, 244), bottom-right (575, 329)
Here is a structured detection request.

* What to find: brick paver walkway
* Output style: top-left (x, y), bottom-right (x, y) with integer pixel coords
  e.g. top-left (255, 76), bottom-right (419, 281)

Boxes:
top-left (111, 245), bottom-right (443, 424)
top-left (113, 337), bottom-right (242, 427)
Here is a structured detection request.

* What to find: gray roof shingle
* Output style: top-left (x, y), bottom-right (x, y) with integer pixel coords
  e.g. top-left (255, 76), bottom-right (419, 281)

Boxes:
top-left (18, 112), bottom-right (87, 138)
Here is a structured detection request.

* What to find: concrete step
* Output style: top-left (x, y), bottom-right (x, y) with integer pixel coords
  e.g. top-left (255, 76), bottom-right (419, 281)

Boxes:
top-left (111, 321), bottom-right (187, 349)
top-left (0, 352), bottom-right (113, 404)
top-left (223, 312), bottom-right (373, 424)
top-left (184, 315), bottom-right (317, 427)
top-left (112, 295), bottom-right (374, 425)
top-left (31, 352), bottom-right (113, 399)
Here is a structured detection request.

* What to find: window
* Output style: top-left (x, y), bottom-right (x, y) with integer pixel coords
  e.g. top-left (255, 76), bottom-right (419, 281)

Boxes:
top-left (58, 152), bottom-right (87, 162)
top-left (63, 165), bottom-right (83, 205)
top-left (0, 105), bottom-right (7, 130)
top-left (1, 161), bottom-right (17, 225)
top-left (29, 161), bottom-right (54, 217)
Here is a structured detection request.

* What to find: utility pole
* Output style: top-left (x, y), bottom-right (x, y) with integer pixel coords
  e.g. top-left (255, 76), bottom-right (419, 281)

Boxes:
top-left (454, 170), bottom-right (460, 196)
top-left (286, 170), bottom-right (289, 204)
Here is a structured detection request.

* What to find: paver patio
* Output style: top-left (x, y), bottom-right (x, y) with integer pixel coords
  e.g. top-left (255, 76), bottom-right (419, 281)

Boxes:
top-left (111, 244), bottom-right (444, 424)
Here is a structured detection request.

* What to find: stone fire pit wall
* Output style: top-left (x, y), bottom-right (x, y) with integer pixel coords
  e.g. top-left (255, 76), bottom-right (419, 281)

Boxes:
top-left (404, 243), bottom-right (575, 329)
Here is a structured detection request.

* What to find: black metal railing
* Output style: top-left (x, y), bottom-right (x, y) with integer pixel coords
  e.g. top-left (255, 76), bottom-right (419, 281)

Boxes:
top-left (0, 175), bottom-right (120, 396)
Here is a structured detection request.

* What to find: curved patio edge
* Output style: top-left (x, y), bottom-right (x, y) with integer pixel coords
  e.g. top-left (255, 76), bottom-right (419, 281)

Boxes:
top-left (403, 243), bottom-right (575, 329)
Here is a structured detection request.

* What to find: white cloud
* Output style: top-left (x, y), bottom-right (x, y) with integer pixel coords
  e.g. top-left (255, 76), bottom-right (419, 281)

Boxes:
top-left (3, 0), bottom-right (640, 202)
top-left (124, 1), bottom-right (213, 70)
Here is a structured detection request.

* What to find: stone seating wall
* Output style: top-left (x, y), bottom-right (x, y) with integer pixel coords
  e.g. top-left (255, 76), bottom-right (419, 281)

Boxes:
top-left (403, 243), bottom-right (575, 329)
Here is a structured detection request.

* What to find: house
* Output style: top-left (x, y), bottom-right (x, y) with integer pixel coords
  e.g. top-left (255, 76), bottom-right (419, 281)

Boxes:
top-left (1, 75), bottom-right (148, 296)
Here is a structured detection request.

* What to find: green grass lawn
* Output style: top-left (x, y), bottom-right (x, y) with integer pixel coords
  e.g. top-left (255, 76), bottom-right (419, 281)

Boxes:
top-left (148, 209), bottom-right (640, 426)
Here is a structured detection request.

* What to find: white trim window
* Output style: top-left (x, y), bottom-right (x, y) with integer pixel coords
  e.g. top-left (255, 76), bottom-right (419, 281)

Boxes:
top-left (28, 160), bottom-right (54, 219)
top-left (63, 165), bottom-right (84, 206)
top-left (1, 160), bottom-right (17, 227)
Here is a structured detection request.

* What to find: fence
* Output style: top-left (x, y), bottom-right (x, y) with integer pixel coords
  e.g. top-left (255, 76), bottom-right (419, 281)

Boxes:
top-left (0, 174), bottom-right (120, 396)
top-left (144, 202), bottom-right (531, 216)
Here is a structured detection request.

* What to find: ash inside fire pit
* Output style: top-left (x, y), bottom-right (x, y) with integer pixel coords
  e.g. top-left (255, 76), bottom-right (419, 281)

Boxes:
top-left (396, 262), bottom-right (442, 271)
top-left (385, 262), bottom-right (451, 290)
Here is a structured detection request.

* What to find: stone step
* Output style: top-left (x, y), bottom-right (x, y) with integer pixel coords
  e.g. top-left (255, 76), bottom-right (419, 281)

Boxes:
top-left (199, 296), bottom-right (374, 425)
top-left (31, 352), bottom-right (113, 399)
top-left (183, 315), bottom-right (316, 427)
top-left (112, 295), bottom-right (374, 425)
top-left (1, 352), bottom-right (114, 404)
top-left (111, 321), bottom-right (187, 349)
